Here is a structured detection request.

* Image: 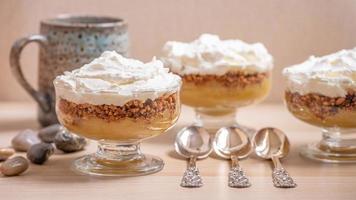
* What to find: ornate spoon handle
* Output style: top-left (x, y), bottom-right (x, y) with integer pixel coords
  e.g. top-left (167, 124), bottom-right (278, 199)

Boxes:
top-left (271, 156), bottom-right (297, 188)
top-left (180, 156), bottom-right (203, 188)
top-left (228, 155), bottom-right (251, 188)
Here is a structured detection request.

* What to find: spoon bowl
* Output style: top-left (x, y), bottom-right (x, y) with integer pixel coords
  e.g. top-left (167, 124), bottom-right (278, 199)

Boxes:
top-left (213, 126), bottom-right (252, 159)
top-left (253, 127), bottom-right (290, 159)
top-left (175, 126), bottom-right (213, 159)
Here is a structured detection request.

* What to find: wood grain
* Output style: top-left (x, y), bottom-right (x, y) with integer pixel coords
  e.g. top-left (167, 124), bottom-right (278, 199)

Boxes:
top-left (0, 102), bottom-right (355, 199)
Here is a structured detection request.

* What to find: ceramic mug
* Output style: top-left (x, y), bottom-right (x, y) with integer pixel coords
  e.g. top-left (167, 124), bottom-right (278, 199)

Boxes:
top-left (10, 15), bottom-right (129, 127)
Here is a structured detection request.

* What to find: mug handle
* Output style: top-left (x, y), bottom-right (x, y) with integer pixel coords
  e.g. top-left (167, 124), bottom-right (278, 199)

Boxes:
top-left (9, 35), bottom-right (50, 112)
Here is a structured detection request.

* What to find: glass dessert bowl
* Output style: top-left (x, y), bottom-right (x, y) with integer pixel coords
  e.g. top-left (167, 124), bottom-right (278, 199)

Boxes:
top-left (284, 48), bottom-right (356, 163)
top-left (54, 51), bottom-right (181, 176)
top-left (162, 34), bottom-right (273, 132)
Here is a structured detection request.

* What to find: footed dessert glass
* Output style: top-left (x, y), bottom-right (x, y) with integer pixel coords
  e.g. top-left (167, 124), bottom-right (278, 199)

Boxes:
top-left (55, 86), bottom-right (181, 176)
top-left (54, 50), bottom-right (182, 176)
top-left (284, 48), bottom-right (356, 163)
top-left (162, 34), bottom-right (273, 133)
top-left (285, 90), bottom-right (356, 163)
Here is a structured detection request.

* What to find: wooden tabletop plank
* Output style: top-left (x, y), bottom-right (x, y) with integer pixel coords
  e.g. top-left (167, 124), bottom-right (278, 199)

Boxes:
top-left (0, 102), bottom-right (355, 200)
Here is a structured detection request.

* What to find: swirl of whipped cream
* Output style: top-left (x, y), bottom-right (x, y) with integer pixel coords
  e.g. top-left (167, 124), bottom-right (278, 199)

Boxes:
top-left (54, 51), bottom-right (181, 106)
top-left (283, 48), bottom-right (356, 97)
top-left (162, 33), bottom-right (273, 75)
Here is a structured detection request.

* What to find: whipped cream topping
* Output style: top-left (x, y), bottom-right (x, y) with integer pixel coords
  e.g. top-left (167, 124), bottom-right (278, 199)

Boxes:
top-left (283, 48), bottom-right (356, 97)
top-left (54, 51), bottom-right (181, 106)
top-left (162, 34), bottom-right (273, 75)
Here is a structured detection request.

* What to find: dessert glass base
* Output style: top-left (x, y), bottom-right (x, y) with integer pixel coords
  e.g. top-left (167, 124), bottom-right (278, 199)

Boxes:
top-left (73, 141), bottom-right (163, 176)
top-left (300, 128), bottom-right (356, 163)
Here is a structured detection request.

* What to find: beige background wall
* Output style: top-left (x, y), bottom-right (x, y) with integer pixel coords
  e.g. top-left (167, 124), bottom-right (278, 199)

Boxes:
top-left (1, 0), bottom-right (356, 103)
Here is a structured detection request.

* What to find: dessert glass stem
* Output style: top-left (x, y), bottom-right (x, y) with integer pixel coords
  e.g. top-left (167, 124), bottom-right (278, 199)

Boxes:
top-left (301, 127), bottom-right (356, 163)
top-left (96, 140), bottom-right (142, 162)
top-left (194, 108), bottom-right (236, 131)
top-left (194, 108), bottom-right (256, 134)
top-left (320, 128), bottom-right (356, 151)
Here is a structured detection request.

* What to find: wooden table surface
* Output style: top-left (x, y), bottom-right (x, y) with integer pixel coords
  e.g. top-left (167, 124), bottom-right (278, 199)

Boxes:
top-left (0, 102), bottom-right (355, 200)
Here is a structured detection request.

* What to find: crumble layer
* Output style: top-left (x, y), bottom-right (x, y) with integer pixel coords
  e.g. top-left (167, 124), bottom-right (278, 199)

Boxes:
top-left (58, 93), bottom-right (178, 122)
top-left (182, 72), bottom-right (268, 88)
top-left (285, 91), bottom-right (356, 128)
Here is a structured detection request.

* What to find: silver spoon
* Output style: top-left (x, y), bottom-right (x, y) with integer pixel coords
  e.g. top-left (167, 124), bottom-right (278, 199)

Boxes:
top-left (175, 126), bottom-right (213, 188)
top-left (213, 126), bottom-right (252, 188)
top-left (253, 127), bottom-right (297, 188)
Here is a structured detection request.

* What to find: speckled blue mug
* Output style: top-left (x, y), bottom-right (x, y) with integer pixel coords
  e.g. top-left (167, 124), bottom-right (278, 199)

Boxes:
top-left (10, 15), bottom-right (129, 126)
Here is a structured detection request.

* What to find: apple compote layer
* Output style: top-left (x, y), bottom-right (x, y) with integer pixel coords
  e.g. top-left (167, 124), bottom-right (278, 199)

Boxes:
top-left (180, 71), bottom-right (271, 115)
top-left (57, 93), bottom-right (179, 141)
